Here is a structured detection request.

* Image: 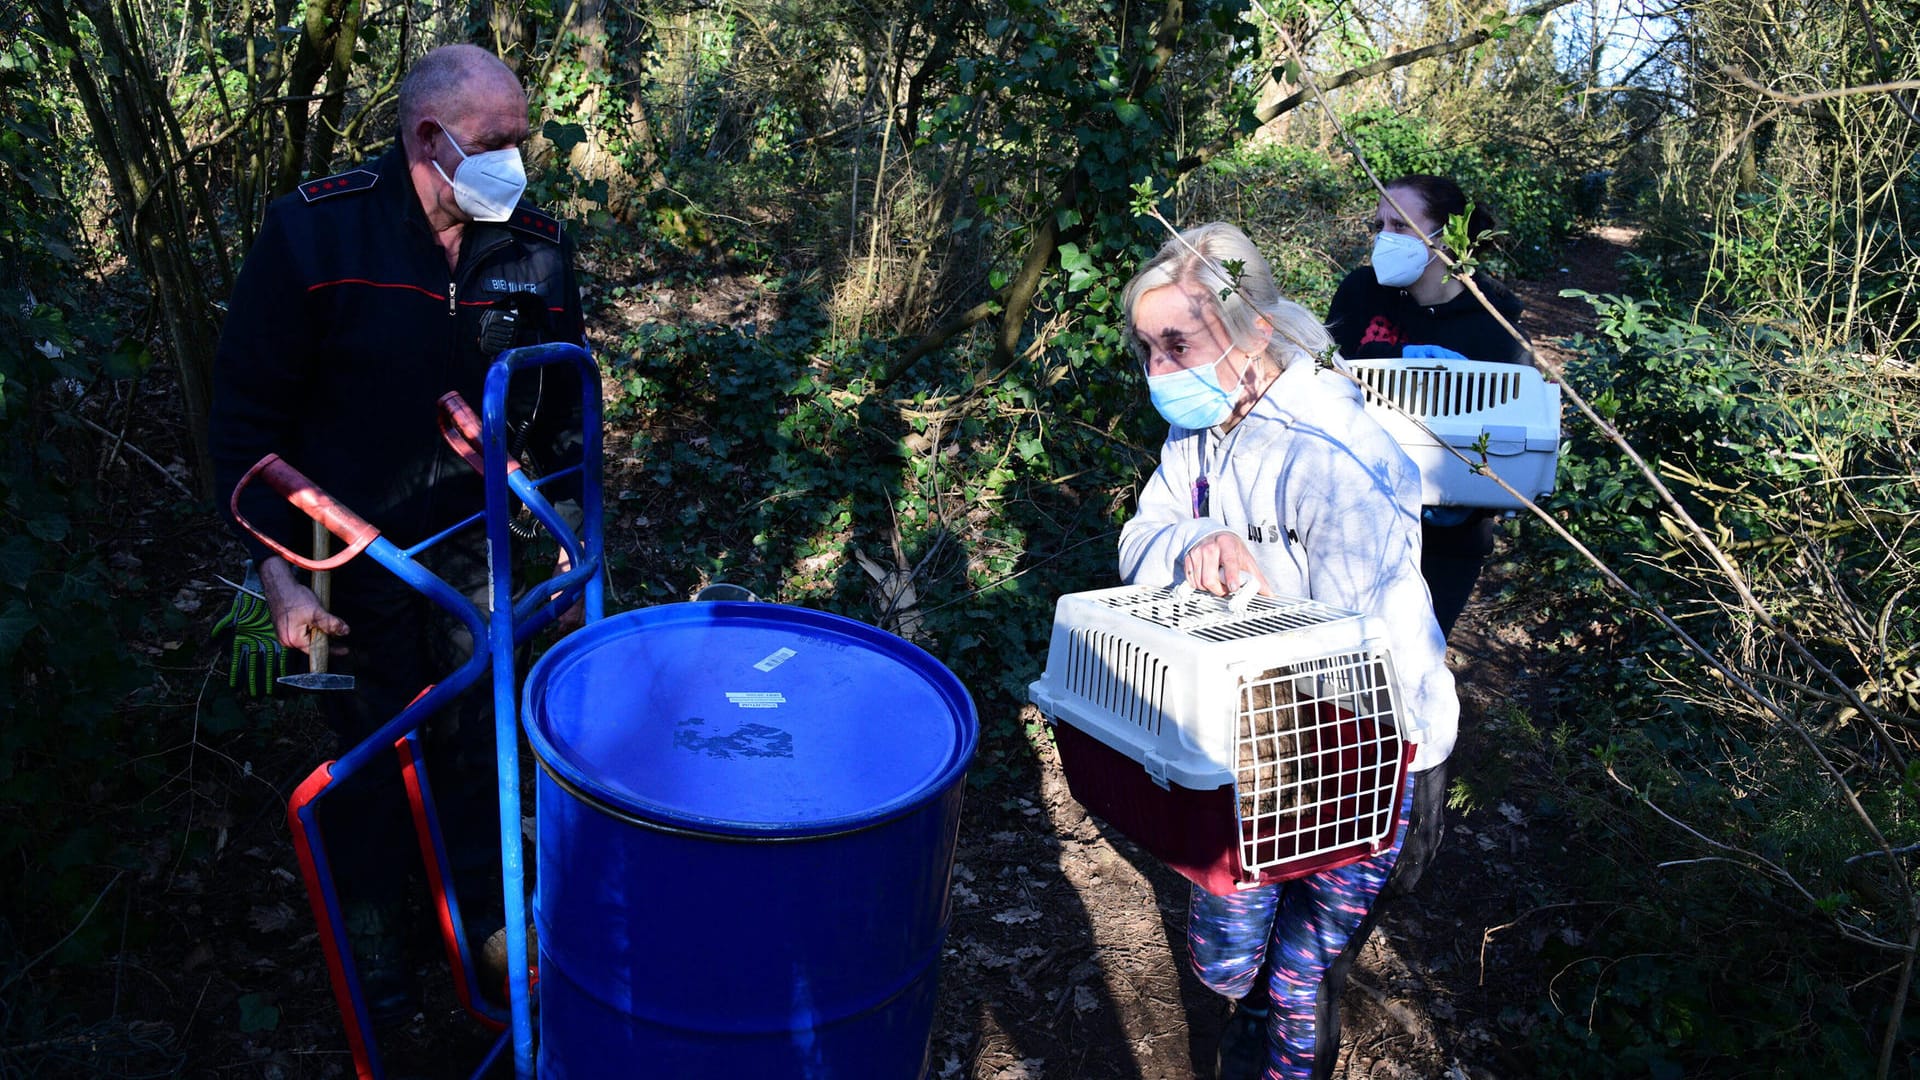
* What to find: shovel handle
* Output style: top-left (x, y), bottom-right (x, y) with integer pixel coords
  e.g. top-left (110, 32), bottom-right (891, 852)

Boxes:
top-left (229, 454), bottom-right (379, 572)
top-left (308, 521), bottom-right (332, 672)
top-left (436, 392), bottom-right (523, 477)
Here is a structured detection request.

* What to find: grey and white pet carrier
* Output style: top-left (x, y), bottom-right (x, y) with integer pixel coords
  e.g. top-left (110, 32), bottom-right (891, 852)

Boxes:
top-left (1350, 357), bottom-right (1560, 509)
top-left (1029, 584), bottom-right (1412, 894)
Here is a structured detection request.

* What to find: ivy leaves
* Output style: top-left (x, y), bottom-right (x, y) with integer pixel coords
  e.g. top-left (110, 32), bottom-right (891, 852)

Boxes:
top-left (1057, 242), bottom-right (1098, 293)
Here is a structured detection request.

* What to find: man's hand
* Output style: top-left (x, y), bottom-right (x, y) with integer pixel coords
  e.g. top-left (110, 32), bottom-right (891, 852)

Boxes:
top-left (1182, 530), bottom-right (1272, 597)
top-left (211, 568), bottom-right (285, 695)
top-left (257, 556), bottom-right (349, 653)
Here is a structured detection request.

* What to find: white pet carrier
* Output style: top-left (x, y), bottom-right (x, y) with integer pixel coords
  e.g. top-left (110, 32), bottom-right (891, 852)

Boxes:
top-left (1349, 358), bottom-right (1561, 509)
top-left (1028, 584), bottom-right (1411, 894)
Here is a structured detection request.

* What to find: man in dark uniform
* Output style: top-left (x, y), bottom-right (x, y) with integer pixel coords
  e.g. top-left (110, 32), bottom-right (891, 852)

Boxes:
top-left (210, 44), bottom-right (583, 1019)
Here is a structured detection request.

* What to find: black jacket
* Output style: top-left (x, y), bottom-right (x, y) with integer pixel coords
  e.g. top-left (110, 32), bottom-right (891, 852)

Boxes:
top-left (1324, 266), bottom-right (1528, 364)
top-left (210, 147), bottom-right (584, 574)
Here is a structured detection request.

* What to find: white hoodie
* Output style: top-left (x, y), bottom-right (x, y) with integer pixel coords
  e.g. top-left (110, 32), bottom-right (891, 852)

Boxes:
top-left (1118, 353), bottom-right (1459, 771)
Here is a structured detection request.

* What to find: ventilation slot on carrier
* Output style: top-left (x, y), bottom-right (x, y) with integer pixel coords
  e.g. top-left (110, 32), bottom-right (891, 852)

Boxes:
top-left (1358, 366), bottom-right (1522, 419)
top-left (1064, 628), bottom-right (1165, 736)
top-left (1099, 589), bottom-right (1355, 639)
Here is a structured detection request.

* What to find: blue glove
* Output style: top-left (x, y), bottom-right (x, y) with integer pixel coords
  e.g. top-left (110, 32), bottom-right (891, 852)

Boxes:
top-left (1402, 344), bottom-right (1468, 360)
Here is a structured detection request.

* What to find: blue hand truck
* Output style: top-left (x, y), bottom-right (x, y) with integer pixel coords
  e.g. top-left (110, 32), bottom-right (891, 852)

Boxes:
top-left (231, 342), bottom-right (603, 1079)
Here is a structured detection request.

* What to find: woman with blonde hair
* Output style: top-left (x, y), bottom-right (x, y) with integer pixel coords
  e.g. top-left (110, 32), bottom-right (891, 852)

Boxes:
top-left (1117, 222), bottom-right (1457, 1079)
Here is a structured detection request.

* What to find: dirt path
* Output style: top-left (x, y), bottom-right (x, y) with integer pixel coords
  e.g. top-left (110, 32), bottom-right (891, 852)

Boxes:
top-left (936, 225), bottom-right (1640, 1080)
top-left (1507, 225), bottom-right (1638, 368)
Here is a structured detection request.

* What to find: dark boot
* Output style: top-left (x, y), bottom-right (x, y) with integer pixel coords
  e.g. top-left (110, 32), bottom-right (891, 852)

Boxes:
top-left (1216, 1004), bottom-right (1269, 1080)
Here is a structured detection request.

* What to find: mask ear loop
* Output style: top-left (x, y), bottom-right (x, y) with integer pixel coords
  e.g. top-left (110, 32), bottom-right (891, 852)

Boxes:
top-left (1211, 280), bottom-right (1261, 395)
top-left (1222, 309), bottom-right (1283, 401)
top-left (432, 120), bottom-right (471, 162)
top-left (427, 120), bottom-right (467, 193)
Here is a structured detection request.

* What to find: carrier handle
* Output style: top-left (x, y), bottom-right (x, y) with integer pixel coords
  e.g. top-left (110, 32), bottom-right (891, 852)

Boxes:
top-left (1169, 573), bottom-right (1261, 612)
top-left (436, 391), bottom-right (523, 477)
top-left (229, 454), bottom-right (380, 572)
top-left (1228, 574), bottom-right (1261, 613)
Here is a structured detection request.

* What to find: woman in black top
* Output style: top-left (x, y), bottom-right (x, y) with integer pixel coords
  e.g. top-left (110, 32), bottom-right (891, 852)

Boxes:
top-left (1326, 174), bottom-right (1529, 367)
top-left (1325, 174), bottom-right (1531, 640)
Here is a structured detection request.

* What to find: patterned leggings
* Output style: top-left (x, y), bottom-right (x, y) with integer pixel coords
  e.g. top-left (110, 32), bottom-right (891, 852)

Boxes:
top-left (1187, 774), bottom-right (1416, 1080)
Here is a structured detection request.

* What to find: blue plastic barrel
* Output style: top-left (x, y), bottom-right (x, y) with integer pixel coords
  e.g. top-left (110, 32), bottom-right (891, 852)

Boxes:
top-left (522, 601), bottom-right (977, 1079)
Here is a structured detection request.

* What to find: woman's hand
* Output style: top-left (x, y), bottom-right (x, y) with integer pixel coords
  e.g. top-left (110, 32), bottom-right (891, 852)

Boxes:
top-left (1182, 531), bottom-right (1272, 597)
top-left (257, 555), bottom-right (349, 653)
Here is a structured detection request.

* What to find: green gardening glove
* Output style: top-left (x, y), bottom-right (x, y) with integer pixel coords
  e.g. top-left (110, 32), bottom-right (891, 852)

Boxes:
top-left (212, 563), bottom-right (285, 696)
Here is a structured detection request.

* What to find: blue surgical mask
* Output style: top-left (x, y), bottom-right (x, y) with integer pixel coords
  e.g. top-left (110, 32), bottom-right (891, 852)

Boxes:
top-left (1371, 230), bottom-right (1437, 287)
top-left (1146, 345), bottom-right (1238, 430)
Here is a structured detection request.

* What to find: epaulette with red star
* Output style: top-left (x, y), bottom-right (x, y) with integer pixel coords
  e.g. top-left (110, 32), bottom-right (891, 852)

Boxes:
top-left (297, 169), bottom-right (379, 203)
top-left (507, 205), bottom-right (564, 244)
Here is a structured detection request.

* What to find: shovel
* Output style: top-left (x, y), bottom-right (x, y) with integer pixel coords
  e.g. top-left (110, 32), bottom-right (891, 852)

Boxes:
top-left (278, 519), bottom-right (356, 693)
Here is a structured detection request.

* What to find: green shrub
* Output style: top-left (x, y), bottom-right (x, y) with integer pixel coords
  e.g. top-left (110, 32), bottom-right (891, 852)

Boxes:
top-left (1185, 142), bottom-right (1353, 309)
top-left (1528, 291), bottom-right (1920, 1074)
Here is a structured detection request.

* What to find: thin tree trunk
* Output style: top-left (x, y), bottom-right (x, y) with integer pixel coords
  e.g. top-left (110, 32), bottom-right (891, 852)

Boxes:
top-left (277, 0), bottom-right (358, 194)
top-left (307, 0), bottom-right (366, 173)
top-left (37, 0), bottom-right (222, 495)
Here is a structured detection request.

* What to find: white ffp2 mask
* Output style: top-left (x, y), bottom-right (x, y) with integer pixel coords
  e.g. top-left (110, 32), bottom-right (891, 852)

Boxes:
top-left (1371, 230), bottom-right (1436, 287)
top-left (432, 121), bottom-right (527, 223)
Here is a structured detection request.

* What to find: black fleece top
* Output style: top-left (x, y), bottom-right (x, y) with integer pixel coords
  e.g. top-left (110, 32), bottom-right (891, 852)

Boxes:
top-left (210, 146), bottom-right (583, 576)
top-left (1324, 266), bottom-right (1528, 364)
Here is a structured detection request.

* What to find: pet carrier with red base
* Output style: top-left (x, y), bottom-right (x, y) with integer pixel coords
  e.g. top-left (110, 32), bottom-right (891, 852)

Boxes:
top-left (1029, 584), bottom-right (1413, 895)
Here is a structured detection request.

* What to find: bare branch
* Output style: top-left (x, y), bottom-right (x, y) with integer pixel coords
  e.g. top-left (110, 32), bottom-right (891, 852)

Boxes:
top-left (1721, 65), bottom-right (1920, 106)
top-left (879, 300), bottom-right (1001, 388)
